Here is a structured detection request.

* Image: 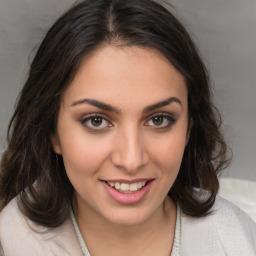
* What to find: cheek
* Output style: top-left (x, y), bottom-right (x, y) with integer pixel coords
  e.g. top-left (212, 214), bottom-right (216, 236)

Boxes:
top-left (59, 131), bottom-right (112, 178)
top-left (150, 133), bottom-right (187, 174)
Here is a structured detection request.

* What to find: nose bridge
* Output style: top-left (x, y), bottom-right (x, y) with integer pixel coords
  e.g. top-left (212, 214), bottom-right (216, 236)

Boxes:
top-left (111, 124), bottom-right (147, 172)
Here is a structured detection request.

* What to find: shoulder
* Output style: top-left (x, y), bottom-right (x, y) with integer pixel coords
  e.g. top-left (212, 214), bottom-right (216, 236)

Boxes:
top-left (0, 197), bottom-right (82, 256)
top-left (180, 194), bottom-right (256, 256)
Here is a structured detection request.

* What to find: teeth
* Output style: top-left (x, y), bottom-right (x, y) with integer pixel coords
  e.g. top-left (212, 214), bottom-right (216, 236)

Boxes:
top-left (129, 183), bottom-right (138, 191)
top-left (120, 183), bottom-right (130, 191)
top-left (109, 182), bottom-right (115, 187)
top-left (115, 182), bottom-right (120, 189)
top-left (107, 181), bottom-right (147, 193)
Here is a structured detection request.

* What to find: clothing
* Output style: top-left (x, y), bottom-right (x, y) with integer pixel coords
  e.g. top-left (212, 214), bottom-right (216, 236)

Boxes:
top-left (70, 205), bottom-right (181, 256)
top-left (180, 196), bottom-right (256, 255)
top-left (0, 195), bottom-right (255, 256)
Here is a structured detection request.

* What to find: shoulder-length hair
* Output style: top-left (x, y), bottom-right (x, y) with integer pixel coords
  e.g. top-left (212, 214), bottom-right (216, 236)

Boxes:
top-left (0, 0), bottom-right (230, 227)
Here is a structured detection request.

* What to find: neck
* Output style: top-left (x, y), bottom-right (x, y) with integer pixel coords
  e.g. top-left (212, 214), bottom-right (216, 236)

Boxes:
top-left (74, 196), bottom-right (177, 256)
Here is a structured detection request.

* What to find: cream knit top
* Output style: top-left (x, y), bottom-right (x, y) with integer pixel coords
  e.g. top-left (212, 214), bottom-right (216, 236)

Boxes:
top-left (1, 195), bottom-right (256, 255)
top-left (70, 205), bottom-right (181, 256)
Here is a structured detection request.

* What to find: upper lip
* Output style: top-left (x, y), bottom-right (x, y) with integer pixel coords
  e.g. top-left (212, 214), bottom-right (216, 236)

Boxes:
top-left (101, 178), bottom-right (154, 184)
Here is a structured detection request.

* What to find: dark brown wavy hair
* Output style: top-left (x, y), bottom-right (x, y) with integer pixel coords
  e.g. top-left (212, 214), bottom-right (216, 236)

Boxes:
top-left (0, 0), bottom-right (231, 227)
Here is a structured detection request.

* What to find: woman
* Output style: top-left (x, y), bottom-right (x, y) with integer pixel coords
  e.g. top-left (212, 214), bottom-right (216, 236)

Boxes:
top-left (0, 0), bottom-right (255, 255)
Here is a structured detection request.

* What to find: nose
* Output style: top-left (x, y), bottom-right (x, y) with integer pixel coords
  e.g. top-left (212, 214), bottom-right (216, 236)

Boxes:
top-left (110, 126), bottom-right (148, 173)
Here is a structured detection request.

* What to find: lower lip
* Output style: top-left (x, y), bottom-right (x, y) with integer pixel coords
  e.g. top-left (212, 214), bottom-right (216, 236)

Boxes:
top-left (102, 181), bottom-right (153, 205)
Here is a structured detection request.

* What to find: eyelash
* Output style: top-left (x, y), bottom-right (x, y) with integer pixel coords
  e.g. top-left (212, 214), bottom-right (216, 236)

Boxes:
top-left (80, 112), bottom-right (176, 131)
top-left (144, 113), bottom-right (176, 129)
top-left (80, 114), bottom-right (112, 130)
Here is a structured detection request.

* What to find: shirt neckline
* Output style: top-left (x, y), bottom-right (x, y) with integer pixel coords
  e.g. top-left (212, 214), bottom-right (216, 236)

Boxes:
top-left (70, 203), bottom-right (181, 256)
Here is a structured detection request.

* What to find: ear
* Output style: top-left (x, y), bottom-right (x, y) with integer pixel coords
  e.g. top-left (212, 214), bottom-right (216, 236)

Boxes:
top-left (50, 133), bottom-right (62, 155)
top-left (186, 118), bottom-right (193, 145)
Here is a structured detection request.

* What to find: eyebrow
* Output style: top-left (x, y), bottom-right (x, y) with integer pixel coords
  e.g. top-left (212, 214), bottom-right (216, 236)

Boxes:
top-left (71, 98), bottom-right (121, 113)
top-left (70, 96), bottom-right (182, 113)
top-left (142, 97), bottom-right (183, 113)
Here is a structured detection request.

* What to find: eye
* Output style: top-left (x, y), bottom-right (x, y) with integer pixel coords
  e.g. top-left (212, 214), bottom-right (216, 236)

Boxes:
top-left (81, 114), bottom-right (112, 130)
top-left (145, 113), bottom-right (176, 129)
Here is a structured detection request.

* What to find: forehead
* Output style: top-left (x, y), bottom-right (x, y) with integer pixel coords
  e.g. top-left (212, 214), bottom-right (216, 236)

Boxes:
top-left (61, 45), bottom-right (187, 110)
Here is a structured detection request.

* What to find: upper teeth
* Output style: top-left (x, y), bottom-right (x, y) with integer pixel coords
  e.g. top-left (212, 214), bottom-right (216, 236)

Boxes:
top-left (107, 181), bottom-right (147, 192)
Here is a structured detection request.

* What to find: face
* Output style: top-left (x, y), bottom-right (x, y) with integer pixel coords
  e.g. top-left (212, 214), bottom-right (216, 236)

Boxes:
top-left (51, 45), bottom-right (189, 226)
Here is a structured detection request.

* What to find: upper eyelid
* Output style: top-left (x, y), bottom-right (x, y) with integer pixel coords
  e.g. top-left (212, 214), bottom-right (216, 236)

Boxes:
top-left (80, 114), bottom-right (113, 130)
top-left (144, 112), bottom-right (177, 127)
top-left (79, 111), bottom-right (176, 124)
top-left (145, 112), bottom-right (176, 120)
top-left (81, 113), bottom-right (111, 121)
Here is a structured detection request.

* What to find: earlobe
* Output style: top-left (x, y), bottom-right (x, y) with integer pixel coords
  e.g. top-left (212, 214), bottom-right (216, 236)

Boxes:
top-left (50, 133), bottom-right (62, 155)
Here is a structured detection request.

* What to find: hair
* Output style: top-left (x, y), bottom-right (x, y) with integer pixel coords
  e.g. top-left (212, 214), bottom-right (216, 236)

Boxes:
top-left (0, 0), bottom-right (231, 227)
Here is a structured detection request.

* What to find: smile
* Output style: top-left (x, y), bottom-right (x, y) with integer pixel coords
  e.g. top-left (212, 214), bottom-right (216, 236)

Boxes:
top-left (106, 181), bottom-right (147, 193)
top-left (102, 179), bottom-right (153, 204)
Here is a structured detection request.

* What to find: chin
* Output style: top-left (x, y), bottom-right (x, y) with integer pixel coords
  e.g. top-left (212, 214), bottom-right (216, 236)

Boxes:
top-left (102, 206), bottom-right (157, 227)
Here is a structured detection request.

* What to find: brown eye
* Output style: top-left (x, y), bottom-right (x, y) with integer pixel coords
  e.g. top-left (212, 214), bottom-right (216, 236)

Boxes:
top-left (91, 116), bottom-right (103, 127)
top-left (152, 116), bottom-right (164, 126)
top-left (145, 113), bottom-right (176, 129)
top-left (81, 114), bottom-right (112, 130)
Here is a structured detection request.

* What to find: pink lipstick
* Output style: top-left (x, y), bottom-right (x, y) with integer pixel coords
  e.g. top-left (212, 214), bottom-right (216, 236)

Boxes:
top-left (102, 179), bottom-right (153, 205)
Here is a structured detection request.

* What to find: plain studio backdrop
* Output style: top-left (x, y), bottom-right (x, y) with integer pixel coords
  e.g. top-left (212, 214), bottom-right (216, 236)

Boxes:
top-left (0, 0), bottom-right (255, 181)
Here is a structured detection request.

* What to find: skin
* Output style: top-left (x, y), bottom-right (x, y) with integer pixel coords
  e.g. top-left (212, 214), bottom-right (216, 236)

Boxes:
top-left (51, 45), bottom-right (190, 256)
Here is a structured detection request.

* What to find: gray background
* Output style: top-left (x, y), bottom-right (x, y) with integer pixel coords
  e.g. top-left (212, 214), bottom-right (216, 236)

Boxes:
top-left (0, 0), bottom-right (255, 181)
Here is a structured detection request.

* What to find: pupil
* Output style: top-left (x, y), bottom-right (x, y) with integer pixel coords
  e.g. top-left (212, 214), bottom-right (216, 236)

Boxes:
top-left (91, 117), bottom-right (102, 127)
top-left (153, 116), bottom-right (163, 126)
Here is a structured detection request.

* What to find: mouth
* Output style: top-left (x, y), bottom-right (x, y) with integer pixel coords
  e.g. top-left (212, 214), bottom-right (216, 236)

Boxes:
top-left (102, 179), bottom-right (154, 204)
top-left (104, 180), bottom-right (149, 193)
